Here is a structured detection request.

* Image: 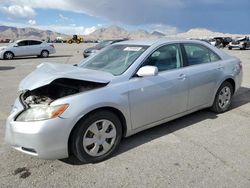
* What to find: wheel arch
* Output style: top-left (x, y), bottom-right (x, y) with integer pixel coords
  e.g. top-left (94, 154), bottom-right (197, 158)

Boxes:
top-left (223, 78), bottom-right (235, 94)
top-left (41, 49), bottom-right (49, 54)
top-left (210, 77), bottom-right (236, 107)
top-left (4, 51), bottom-right (15, 57)
top-left (67, 106), bottom-right (127, 156)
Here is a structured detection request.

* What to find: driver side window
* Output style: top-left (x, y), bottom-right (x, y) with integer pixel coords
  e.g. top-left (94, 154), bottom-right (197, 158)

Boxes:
top-left (17, 41), bottom-right (29, 46)
top-left (144, 44), bottom-right (182, 72)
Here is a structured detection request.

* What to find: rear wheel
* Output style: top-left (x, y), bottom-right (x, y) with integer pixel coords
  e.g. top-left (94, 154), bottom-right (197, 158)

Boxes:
top-left (228, 47), bottom-right (232, 50)
top-left (40, 50), bottom-right (49, 58)
top-left (4, 52), bottom-right (14, 60)
top-left (70, 110), bottom-right (122, 163)
top-left (210, 82), bottom-right (233, 113)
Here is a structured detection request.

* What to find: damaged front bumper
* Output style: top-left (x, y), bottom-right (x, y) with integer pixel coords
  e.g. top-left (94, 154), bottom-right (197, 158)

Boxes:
top-left (5, 98), bottom-right (72, 160)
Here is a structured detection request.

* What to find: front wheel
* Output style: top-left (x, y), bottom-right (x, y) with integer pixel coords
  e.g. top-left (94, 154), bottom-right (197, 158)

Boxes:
top-left (4, 52), bottom-right (14, 60)
top-left (210, 82), bottom-right (233, 113)
top-left (70, 110), bottom-right (122, 163)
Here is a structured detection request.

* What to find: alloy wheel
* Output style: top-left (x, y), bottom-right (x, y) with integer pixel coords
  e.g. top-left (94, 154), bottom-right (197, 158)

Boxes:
top-left (218, 86), bottom-right (231, 109)
top-left (41, 51), bottom-right (49, 58)
top-left (5, 52), bottom-right (13, 60)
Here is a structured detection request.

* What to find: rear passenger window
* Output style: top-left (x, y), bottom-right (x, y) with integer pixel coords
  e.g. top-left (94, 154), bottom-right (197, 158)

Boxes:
top-left (184, 44), bottom-right (221, 66)
top-left (29, 40), bottom-right (42, 45)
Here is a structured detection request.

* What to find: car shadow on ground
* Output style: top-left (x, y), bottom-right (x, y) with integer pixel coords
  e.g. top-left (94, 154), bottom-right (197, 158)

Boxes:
top-left (0, 66), bottom-right (15, 71)
top-left (9, 55), bottom-right (73, 60)
top-left (61, 86), bottom-right (250, 165)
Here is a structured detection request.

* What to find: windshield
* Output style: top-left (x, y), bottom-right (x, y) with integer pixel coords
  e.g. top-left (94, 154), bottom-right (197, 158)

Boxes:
top-left (80, 44), bottom-right (148, 75)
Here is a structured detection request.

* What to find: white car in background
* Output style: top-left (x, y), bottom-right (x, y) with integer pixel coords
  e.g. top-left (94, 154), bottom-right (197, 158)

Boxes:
top-left (0, 39), bottom-right (56, 60)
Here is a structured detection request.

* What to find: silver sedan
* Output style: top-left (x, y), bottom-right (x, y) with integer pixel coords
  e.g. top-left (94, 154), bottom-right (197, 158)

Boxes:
top-left (0, 39), bottom-right (56, 59)
top-left (5, 40), bottom-right (243, 163)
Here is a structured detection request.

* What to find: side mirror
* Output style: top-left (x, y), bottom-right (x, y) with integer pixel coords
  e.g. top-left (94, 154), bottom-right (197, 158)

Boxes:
top-left (13, 44), bottom-right (18, 47)
top-left (136, 66), bottom-right (158, 77)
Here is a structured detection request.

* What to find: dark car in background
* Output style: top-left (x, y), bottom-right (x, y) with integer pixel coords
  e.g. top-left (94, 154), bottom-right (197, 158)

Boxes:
top-left (83, 38), bottom-right (128, 58)
top-left (228, 36), bottom-right (250, 50)
top-left (214, 37), bottom-right (232, 48)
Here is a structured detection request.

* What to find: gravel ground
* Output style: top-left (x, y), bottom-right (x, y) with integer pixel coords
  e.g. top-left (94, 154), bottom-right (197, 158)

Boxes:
top-left (0, 44), bottom-right (250, 188)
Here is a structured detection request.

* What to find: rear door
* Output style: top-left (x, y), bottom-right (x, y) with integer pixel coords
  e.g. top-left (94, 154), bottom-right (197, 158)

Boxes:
top-left (28, 40), bottom-right (43, 55)
top-left (182, 43), bottom-right (222, 110)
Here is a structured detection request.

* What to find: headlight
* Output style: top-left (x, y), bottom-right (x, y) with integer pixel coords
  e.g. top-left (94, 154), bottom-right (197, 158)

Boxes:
top-left (16, 104), bottom-right (69, 122)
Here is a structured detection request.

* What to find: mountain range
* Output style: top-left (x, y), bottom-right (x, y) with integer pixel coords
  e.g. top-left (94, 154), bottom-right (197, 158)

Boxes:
top-left (0, 25), bottom-right (248, 41)
top-left (0, 25), bottom-right (67, 41)
top-left (84, 26), bottom-right (163, 40)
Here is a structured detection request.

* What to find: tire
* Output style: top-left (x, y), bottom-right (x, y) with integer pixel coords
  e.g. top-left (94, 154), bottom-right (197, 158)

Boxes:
top-left (210, 82), bottom-right (233, 113)
top-left (228, 47), bottom-right (232, 50)
top-left (70, 110), bottom-right (122, 163)
top-left (4, 51), bottom-right (14, 60)
top-left (40, 50), bottom-right (49, 58)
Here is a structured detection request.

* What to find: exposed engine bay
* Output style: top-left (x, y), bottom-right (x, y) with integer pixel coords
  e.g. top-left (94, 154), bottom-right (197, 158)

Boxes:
top-left (20, 78), bottom-right (108, 107)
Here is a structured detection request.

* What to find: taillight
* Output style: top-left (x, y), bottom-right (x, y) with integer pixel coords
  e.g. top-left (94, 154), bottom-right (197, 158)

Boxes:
top-left (50, 44), bottom-right (54, 48)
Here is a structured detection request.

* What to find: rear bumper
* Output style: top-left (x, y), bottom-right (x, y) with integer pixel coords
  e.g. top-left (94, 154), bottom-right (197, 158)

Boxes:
top-left (49, 48), bottom-right (56, 54)
top-left (236, 69), bottom-right (243, 92)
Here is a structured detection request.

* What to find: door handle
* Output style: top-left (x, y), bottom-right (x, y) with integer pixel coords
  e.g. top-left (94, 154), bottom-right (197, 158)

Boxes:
top-left (178, 74), bottom-right (186, 80)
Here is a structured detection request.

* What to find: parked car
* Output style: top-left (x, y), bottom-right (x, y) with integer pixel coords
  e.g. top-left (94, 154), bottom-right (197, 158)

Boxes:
top-left (228, 36), bottom-right (250, 50)
top-left (5, 40), bottom-right (242, 163)
top-left (208, 38), bottom-right (216, 46)
top-left (0, 39), bottom-right (56, 60)
top-left (83, 39), bottom-right (128, 58)
top-left (214, 37), bottom-right (232, 48)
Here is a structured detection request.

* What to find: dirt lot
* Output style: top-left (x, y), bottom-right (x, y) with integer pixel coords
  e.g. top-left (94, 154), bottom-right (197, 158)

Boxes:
top-left (0, 43), bottom-right (250, 188)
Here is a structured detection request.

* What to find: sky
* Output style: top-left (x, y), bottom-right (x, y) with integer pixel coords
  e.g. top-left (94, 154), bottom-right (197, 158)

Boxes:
top-left (0, 0), bottom-right (249, 35)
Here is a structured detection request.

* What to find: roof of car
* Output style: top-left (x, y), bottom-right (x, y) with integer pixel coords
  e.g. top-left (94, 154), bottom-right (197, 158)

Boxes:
top-left (115, 39), bottom-right (206, 46)
top-left (15, 39), bottom-right (43, 43)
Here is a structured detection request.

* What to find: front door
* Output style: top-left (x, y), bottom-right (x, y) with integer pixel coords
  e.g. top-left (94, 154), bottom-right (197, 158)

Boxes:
top-left (13, 40), bottom-right (29, 56)
top-left (129, 44), bottom-right (189, 129)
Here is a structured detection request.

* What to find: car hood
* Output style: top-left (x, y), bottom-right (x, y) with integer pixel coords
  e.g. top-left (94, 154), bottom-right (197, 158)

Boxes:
top-left (19, 63), bottom-right (114, 91)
